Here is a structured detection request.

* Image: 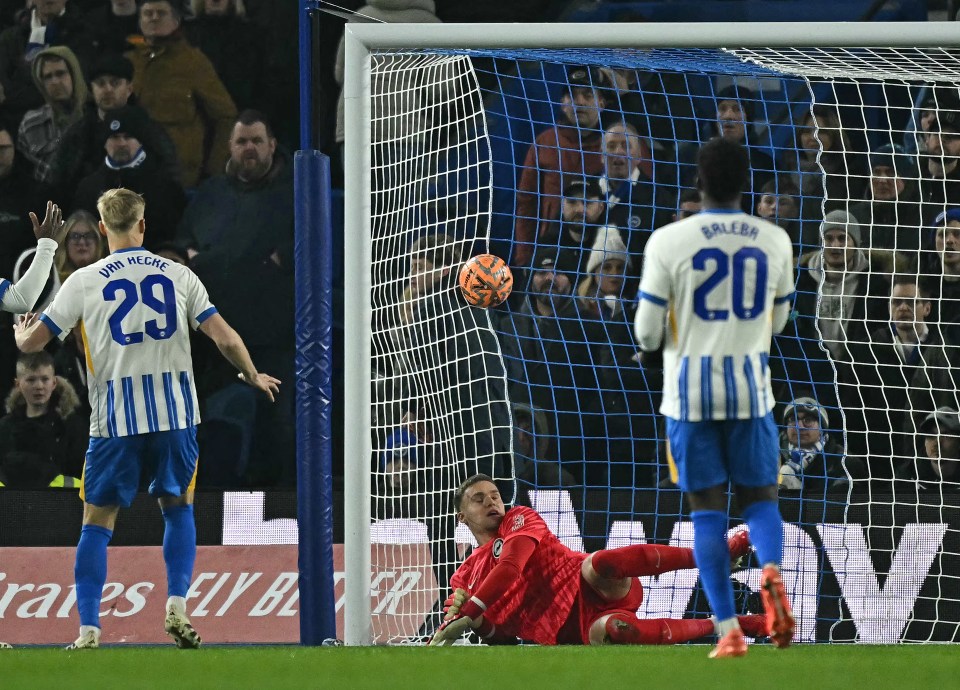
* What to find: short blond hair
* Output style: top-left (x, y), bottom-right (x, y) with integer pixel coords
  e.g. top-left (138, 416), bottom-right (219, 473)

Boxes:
top-left (97, 188), bottom-right (145, 234)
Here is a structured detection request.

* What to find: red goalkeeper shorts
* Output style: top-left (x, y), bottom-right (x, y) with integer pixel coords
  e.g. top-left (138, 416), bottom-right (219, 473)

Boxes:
top-left (554, 574), bottom-right (645, 645)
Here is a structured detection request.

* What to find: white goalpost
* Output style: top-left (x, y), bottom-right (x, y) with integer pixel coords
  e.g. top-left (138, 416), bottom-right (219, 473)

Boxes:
top-left (342, 21), bottom-right (960, 646)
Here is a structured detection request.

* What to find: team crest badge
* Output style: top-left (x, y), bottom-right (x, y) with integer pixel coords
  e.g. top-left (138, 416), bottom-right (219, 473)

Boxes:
top-left (492, 538), bottom-right (503, 559)
top-left (512, 514), bottom-right (525, 531)
top-left (629, 215), bottom-right (641, 228)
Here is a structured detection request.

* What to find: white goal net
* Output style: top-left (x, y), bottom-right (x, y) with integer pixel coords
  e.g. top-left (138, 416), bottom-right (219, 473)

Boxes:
top-left (343, 23), bottom-right (960, 645)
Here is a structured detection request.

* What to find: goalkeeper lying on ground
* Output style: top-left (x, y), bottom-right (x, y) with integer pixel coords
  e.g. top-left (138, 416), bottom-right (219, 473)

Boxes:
top-left (429, 474), bottom-right (766, 646)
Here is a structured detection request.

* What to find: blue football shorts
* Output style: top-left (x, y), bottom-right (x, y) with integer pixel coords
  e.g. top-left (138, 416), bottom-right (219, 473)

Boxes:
top-left (81, 427), bottom-right (199, 507)
top-left (666, 413), bottom-right (779, 492)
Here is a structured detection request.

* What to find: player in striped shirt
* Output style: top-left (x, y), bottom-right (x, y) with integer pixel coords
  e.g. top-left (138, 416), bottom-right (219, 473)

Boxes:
top-left (15, 188), bottom-right (280, 650)
top-left (428, 474), bottom-right (765, 646)
top-left (635, 138), bottom-right (796, 658)
top-left (1, 201), bottom-right (63, 314)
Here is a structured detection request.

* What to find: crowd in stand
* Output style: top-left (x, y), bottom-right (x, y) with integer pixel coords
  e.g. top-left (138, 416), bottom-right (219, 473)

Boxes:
top-left (0, 0), bottom-right (297, 489)
top-left (3, 2), bottom-right (959, 502)
top-left (380, 60), bottom-right (960, 504)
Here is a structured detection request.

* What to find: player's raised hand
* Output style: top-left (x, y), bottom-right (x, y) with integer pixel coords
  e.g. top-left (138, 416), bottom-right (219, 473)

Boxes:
top-left (427, 612), bottom-right (479, 647)
top-left (29, 201), bottom-right (64, 242)
top-left (443, 588), bottom-right (469, 620)
top-left (238, 371), bottom-right (281, 402)
top-left (13, 312), bottom-right (40, 348)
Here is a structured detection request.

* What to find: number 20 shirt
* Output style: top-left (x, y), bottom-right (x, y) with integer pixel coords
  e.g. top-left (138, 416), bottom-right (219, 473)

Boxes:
top-left (40, 247), bottom-right (217, 438)
top-left (637, 210), bottom-right (794, 422)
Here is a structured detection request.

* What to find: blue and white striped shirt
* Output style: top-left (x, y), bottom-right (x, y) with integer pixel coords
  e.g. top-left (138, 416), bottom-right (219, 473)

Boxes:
top-left (41, 247), bottom-right (216, 438)
top-left (636, 210), bottom-right (794, 421)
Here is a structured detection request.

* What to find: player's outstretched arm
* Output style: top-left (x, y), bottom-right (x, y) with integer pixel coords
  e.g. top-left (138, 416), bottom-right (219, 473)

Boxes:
top-left (1, 202), bottom-right (63, 314)
top-left (198, 313), bottom-right (281, 401)
top-left (429, 536), bottom-right (538, 647)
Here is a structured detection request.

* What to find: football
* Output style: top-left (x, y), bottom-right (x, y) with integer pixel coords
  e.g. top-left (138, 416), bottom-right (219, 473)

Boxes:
top-left (458, 254), bottom-right (513, 308)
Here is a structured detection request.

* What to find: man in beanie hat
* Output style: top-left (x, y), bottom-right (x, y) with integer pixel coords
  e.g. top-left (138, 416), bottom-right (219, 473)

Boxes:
top-left (793, 209), bottom-right (889, 361)
top-left (897, 406), bottom-right (960, 491)
top-left (777, 396), bottom-right (848, 493)
top-left (71, 105), bottom-right (186, 249)
top-left (716, 84), bottom-right (776, 205)
top-left (49, 52), bottom-right (178, 199)
top-left (542, 178), bottom-right (607, 271)
top-left (678, 82), bottom-right (777, 213)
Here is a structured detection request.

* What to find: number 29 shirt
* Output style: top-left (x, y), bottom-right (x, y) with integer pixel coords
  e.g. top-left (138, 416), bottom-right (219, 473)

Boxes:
top-left (40, 247), bottom-right (216, 438)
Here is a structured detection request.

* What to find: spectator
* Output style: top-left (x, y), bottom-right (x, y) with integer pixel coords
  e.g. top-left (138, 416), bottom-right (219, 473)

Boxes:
top-left (0, 0), bottom-right (95, 124)
top-left (680, 84), bottom-right (777, 212)
top-left (72, 105), bottom-right (186, 249)
top-left (54, 208), bottom-right (107, 282)
top-left (672, 188), bottom-right (701, 222)
top-left (500, 246), bottom-right (602, 484)
top-left (511, 402), bottom-right (575, 487)
top-left (841, 276), bottom-right (952, 477)
top-left (777, 397), bottom-right (848, 495)
top-left (177, 109), bottom-right (293, 485)
top-left (0, 118), bottom-right (43, 402)
top-left (794, 210), bottom-right (888, 362)
top-left (184, 0), bottom-right (262, 111)
top-left (904, 87), bottom-right (948, 161)
top-left (334, 0), bottom-right (442, 170)
top-left (784, 104), bottom-right (868, 208)
top-left (539, 177), bottom-right (606, 274)
top-left (755, 178), bottom-right (805, 250)
top-left (50, 52), bottom-right (179, 199)
top-left (598, 67), bottom-right (679, 187)
top-left (17, 46), bottom-right (87, 182)
top-left (403, 234), bottom-right (512, 478)
top-left (918, 88), bottom-right (960, 211)
top-left (577, 229), bottom-right (661, 487)
top-left (896, 406), bottom-right (960, 491)
top-left (127, 0), bottom-right (237, 187)
top-left (0, 120), bottom-right (40, 279)
top-left (0, 350), bottom-right (87, 487)
top-left (600, 119), bottom-right (672, 257)
top-left (925, 209), bottom-right (960, 341)
top-left (87, 0), bottom-right (142, 56)
top-left (512, 66), bottom-right (613, 267)
top-left (380, 427), bottom-right (419, 494)
top-left (153, 240), bottom-right (188, 265)
top-left (850, 143), bottom-right (924, 271)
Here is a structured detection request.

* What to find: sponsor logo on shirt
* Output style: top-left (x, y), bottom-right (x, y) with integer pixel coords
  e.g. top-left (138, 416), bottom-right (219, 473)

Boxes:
top-left (511, 514), bottom-right (525, 532)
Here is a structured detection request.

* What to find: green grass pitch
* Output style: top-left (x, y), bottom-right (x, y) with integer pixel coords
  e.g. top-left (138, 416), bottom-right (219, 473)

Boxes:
top-left (2, 645), bottom-right (959, 690)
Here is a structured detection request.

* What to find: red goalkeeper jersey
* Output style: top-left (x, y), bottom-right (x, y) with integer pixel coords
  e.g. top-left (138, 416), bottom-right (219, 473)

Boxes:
top-left (449, 506), bottom-right (586, 644)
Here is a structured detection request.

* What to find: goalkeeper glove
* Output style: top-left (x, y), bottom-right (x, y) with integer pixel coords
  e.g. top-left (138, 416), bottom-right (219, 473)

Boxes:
top-left (442, 588), bottom-right (469, 620)
top-left (427, 613), bottom-right (480, 646)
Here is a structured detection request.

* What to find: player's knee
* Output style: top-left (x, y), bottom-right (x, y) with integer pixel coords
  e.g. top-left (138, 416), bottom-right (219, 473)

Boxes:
top-left (735, 483), bottom-right (777, 509)
top-left (582, 554), bottom-right (598, 580)
top-left (588, 615), bottom-right (612, 645)
top-left (158, 492), bottom-right (193, 509)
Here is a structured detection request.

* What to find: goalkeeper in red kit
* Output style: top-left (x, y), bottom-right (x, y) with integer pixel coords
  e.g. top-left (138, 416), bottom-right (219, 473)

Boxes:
top-left (428, 475), bottom-right (765, 646)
